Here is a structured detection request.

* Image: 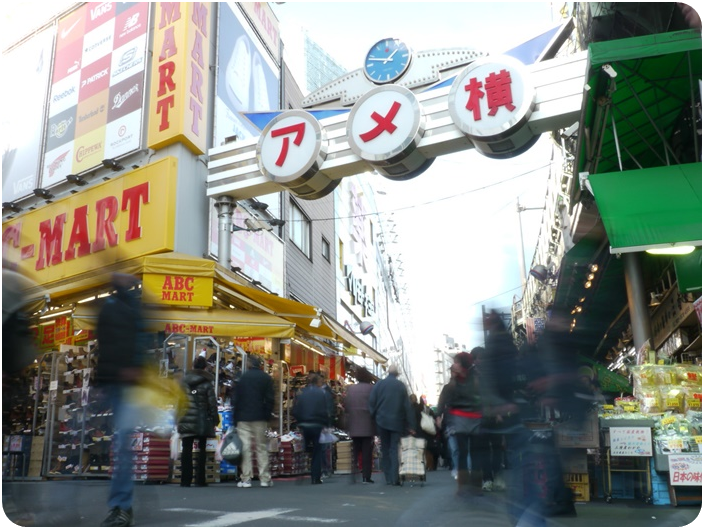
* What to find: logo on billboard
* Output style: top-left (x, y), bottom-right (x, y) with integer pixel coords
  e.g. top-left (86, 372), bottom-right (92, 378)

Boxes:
top-left (112, 84), bottom-right (140, 110)
top-left (46, 151), bottom-right (70, 178)
top-left (50, 118), bottom-right (74, 140)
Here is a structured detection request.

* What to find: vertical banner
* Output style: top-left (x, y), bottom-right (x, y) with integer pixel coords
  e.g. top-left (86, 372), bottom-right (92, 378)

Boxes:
top-left (147, 2), bottom-right (211, 154)
top-left (213, 2), bottom-right (279, 146)
top-left (2, 28), bottom-right (54, 202)
top-left (41, 3), bottom-right (149, 187)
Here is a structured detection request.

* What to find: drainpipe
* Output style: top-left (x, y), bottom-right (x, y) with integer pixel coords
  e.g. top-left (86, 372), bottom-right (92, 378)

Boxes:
top-left (214, 195), bottom-right (236, 267)
top-left (623, 252), bottom-right (654, 355)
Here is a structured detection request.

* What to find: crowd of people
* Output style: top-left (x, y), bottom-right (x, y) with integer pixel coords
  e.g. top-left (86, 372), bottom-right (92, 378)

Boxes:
top-left (4, 259), bottom-right (594, 527)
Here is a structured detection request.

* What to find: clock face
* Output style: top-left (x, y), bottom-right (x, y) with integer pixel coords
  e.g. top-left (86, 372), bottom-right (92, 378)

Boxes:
top-left (364, 38), bottom-right (411, 84)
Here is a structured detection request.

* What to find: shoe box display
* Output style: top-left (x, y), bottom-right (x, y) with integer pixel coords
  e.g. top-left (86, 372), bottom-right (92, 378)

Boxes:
top-left (334, 440), bottom-right (353, 474)
top-left (171, 437), bottom-right (220, 484)
top-left (110, 432), bottom-right (171, 482)
top-left (278, 432), bottom-right (308, 476)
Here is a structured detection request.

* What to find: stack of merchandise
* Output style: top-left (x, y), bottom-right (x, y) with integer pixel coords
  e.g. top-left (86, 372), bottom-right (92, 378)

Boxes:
top-left (278, 431), bottom-right (307, 475)
top-left (171, 437), bottom-right (220, 484)
top-left (110, 432), bottom-right (170, 482)
top-left (335, 440), bottom-right (353, 474)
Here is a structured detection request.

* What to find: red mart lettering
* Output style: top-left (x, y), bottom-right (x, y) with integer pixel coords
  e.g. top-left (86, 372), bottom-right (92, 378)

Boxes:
top-left (28, 182), bottom-right (149, 271)
top-left (154, 2), bottom-right (208, 136)
top-left (164, 323), bottom-right (214, 334)
top-left (161, 275), bottom-right (195, 302)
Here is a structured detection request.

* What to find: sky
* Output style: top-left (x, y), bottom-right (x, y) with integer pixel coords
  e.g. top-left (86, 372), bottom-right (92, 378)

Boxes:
top-left (271, 1), bottom-right (563, 396)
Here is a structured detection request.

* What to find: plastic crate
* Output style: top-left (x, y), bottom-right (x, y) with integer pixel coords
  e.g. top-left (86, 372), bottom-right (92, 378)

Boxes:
top-left (567, 481), bottom-right (591, 502)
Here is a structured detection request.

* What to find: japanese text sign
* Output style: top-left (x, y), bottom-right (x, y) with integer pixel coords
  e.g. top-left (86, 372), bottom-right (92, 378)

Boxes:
top-left (609, 426), bottom-right (653, 457)
top-left (668, 454), bottom-right (702, 486)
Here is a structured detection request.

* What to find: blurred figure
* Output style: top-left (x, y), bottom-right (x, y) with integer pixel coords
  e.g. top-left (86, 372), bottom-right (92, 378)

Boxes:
top-left (177, 355), bottom-right (219, 487)
top-left (470, 347), bottom-right (506, 492)
top-left (95, 273), bottom-right (146, 527)
top-left (292, 372), bottom-right (333, 484)
top-left (344, 369), bottom-right (376, 483)
top-left (480, 310), bottom-right (545, 526)
top-left (411, 394), bottom-right (438, 471)
top-left (233, 355), bottom-right (275, 488)
top-left (2, 262), bottom-right (42, 526)
top-left (437, 351), bottom-right (485, 496)
top-left (2, 262), bottom-right (40, 376)
top-left (368, 364), bottom-right (415, 486)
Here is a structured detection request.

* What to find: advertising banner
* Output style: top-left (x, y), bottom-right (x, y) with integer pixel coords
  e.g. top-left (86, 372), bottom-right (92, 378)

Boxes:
top-left (40, 2), bottom-right (149, 188)
top-left (214, 2), bottom-right (279, 147)
top-left (2, 28), bottom-right (54, 202)
top-left (147, 2), bottom-right (211, 154)
top-left (2, 157), bottom-right (178, 285)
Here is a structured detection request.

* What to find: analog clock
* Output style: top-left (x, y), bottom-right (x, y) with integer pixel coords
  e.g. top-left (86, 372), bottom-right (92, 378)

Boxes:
top-left (363, 38), bottom-right (411, 84)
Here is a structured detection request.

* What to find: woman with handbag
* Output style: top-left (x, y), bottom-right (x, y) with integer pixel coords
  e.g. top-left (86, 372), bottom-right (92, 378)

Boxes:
top-left (177, 356), bottom-right (219, 487)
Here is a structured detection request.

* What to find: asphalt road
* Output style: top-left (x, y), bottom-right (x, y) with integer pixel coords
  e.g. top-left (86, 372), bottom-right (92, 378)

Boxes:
top-left (2, 468), bottom-right (700, 527)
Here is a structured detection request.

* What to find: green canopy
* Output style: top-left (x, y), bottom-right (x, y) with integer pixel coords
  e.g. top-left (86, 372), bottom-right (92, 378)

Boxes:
top-left (589, 163), bottom-right (702, 253)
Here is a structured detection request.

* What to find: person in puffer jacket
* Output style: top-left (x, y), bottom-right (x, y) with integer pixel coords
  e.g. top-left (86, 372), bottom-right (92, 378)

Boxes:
top-left (177, 356), bottom-right (219, 487)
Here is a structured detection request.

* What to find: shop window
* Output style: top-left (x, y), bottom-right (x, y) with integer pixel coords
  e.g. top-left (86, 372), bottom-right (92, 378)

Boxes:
top-left (289, 200), bottom-right (311, 257)
top-left (322, 236), bottom-right (331, 262)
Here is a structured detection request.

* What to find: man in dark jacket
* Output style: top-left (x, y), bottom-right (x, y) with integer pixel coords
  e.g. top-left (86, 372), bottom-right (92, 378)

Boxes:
top-left (368, 364), bottom-right (415, 486)
top-left (292, 373), bottom-right (333, 484)
top-left (177, 356), bottom-right (219, 487)
top-left (233, 355), bottom-right (275, 488)
top-left (95, 273), bottom-right (145, 527)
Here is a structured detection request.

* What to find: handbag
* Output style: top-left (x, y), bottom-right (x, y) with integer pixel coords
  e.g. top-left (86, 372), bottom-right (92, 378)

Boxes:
top-left (420, 410), bottom-right (437, 436)
top-left (219, 426), bottom-right (243, 464)
top-left (169, 431), bottom-right (180, 460)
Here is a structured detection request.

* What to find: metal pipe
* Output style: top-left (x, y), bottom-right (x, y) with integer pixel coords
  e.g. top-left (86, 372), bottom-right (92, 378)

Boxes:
top-left (214, 196), bottom-right (236, 267)
top-left (622, 252), bottom-right (654, 355)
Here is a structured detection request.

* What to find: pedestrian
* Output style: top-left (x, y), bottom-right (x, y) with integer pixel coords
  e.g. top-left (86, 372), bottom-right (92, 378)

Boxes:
top-left (292, 372), bottom-right (333, 484)
top-left (344, 369), bottom-right (376, 483)
top-left (233, 355), bottom-right (275, 488)
top-left (437, 351), bottom-right (485, 496)
top-left (410, 394), bottom-right (438, 471)
top-left (479, 310), bottom-right (545, 526)
top-left (177, 355), bottom-right (220, 487)
top-left (95, 273), bottom-right (146, 527)
top-left (368, 364), bottom-right (415, 486)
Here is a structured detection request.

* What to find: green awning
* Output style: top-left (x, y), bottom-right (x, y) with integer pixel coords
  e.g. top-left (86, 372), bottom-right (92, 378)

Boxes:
top-left (578, 30), bottom-right (702, 176)
top-left (589, 163), bottom-right (702, 254)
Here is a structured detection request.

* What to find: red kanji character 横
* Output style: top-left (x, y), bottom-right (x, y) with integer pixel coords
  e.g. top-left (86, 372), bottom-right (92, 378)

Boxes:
top-left (464, 77), bottom-right (485, 121)
top-left (485, 69), bottom-right (515, 116)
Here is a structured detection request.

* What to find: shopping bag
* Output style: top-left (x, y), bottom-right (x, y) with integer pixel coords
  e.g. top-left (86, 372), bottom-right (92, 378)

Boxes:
top-left (319, 427), bottom-right (339, 444)
top-left (420, 411), bottom-right (437, 436)
top-left (170, 431), bottom-right (180, 460)
top-left (219, 426), bottom-right (243, 464)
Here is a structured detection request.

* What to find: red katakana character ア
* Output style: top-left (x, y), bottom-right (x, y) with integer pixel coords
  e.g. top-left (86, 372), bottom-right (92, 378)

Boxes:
top-left (270, 122), bottom-right (306, 166)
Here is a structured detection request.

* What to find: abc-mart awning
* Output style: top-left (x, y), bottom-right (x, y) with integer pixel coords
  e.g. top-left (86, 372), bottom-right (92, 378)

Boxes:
top-left (64, 252), bottom-right (386, 364)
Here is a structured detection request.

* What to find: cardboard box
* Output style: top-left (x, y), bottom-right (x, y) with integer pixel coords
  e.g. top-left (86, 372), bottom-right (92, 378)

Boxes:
top-left (559, 449), bottom-right (588, 474)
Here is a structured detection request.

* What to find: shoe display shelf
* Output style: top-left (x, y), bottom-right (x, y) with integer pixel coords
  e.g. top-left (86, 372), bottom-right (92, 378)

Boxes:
top-left (46, 343), bottom-right (114, 479)
top-left (334, 440), bottom-right (353, 474)
top-left (109, 431), bottom-right (171, 483)
top-left (2, 351), bottom-right (56, 481)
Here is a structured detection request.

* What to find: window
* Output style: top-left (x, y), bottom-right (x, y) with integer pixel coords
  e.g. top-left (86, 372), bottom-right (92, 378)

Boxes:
top-left (322, 237), bottom-right (331, 262)
top-left (289, 200), bottom-right (311, 257)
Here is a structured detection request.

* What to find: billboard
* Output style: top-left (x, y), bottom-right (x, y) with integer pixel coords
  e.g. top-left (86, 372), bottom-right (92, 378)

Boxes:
top-left (214, 2), bottom-right (280, 147)
top-left (2, 28), bottom-right (54, 202)
top-left (40, 2), bottom-right (149, 188)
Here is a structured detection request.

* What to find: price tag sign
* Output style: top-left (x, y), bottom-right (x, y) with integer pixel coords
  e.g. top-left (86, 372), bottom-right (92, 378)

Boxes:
top-left (49, 380), bottom-right (58, 391)
top-left (610, 427), bottom-right (653, 456)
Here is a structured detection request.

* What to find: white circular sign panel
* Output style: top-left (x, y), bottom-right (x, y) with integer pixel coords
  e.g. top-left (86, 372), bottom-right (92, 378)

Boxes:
top-left (448, 55), bottom-right (535, 142)
top-left (347, 85), bottom-right (422, 163)
top-left (258, 110), bottom-right (326, 185)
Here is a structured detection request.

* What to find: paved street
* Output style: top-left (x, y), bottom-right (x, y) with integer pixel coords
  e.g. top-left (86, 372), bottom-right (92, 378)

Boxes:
top-left (2, 468), bottom-right (700, 527)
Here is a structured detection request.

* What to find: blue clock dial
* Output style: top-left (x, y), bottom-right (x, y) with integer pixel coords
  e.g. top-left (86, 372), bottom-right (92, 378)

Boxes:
top-left (364, 38), bottom-right (411, 84)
